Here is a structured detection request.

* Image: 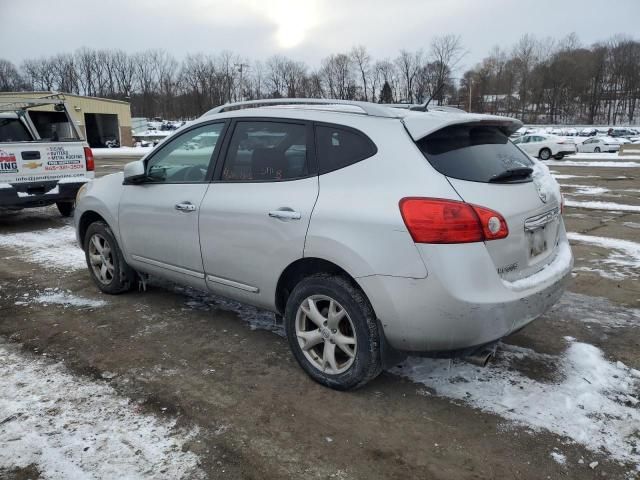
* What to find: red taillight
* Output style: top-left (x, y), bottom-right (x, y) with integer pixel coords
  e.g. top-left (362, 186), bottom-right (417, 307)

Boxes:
top-left (84, 146), bottom-right (95, 171)
top-left (399, 198), bottom-right (508, 244)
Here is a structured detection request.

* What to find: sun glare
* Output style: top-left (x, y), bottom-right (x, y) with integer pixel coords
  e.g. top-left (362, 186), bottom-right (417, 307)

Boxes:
top-left (267, 0), bottom-right (317, 48)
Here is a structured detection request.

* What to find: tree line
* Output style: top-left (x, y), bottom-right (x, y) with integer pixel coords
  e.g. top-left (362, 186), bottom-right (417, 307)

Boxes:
top-left (0, 33), bottom-right (638, 125)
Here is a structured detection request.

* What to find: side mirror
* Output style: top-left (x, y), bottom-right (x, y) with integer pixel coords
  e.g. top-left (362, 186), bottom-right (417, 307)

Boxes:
top-left (123, 160), bottom-right (146, 184)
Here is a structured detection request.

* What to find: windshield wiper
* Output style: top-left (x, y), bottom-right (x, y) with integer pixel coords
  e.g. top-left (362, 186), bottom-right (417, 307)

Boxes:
top-left (489, 167), bottom-right (533, 183)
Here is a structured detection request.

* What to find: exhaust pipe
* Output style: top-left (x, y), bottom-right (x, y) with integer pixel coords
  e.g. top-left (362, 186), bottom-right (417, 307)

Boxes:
top-left (465, 347), bottom-right (496, 367)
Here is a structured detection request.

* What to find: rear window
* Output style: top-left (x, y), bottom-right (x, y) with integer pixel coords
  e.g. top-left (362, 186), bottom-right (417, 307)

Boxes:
top-left (416, 125), bottom-right (533, 183)
top-left (28, 111), bottom-right (78, 141)
top-left (0, 117), bottom-right (32, 142)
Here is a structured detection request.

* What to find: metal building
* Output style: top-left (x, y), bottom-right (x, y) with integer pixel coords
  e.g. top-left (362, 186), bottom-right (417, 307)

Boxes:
top-left (0, 91), bottom-right (133, 147)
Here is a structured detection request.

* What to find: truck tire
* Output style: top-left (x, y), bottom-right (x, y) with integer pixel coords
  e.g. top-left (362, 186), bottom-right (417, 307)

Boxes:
top-left (56, 201), bottom-right (75, 217)
top-left (84, 221), bottom-right (136, 294)
top-left (285, 273), bottom-right (382, 390)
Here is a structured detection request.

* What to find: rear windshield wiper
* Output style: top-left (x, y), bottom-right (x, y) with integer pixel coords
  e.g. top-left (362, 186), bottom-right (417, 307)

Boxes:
top-left (489, 167), bottom-right (533, 183)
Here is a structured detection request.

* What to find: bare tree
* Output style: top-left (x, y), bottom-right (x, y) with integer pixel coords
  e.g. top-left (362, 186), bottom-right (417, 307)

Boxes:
top-left (350, 46), bottom-right (371, 101)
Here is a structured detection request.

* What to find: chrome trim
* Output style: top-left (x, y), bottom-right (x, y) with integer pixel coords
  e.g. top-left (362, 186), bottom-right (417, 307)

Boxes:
top-left (524, 207), bottom-right (560, 232)
top-left (206, 274), bottom-right (259, 293)
top-left (130, 255), bottom-right (205, 279)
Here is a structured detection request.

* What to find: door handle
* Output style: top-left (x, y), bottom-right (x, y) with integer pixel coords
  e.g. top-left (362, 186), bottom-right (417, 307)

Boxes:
top-left (175, 202), bottom-right (196, 212)
top-left (268, 209), bottom-right (301, 220)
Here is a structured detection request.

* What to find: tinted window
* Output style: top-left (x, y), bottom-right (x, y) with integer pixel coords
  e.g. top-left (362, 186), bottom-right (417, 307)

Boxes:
top-left (0, 117), bottom-right (32, 142)
top-left (315, 125), bottom-right (376, 174)
top-left (416, 125), bottom-right (533, 183)
top-left (221, 122), bottom-right (308, 181)
top-left (146, 123), bottom-right (223, 183)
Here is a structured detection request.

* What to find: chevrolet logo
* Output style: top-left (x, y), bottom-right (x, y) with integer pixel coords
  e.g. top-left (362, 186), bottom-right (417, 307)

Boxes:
top-left (23, 162), bottom-right (42, 169)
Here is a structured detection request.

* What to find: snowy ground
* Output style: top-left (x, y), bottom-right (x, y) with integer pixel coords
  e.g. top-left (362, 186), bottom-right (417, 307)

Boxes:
top-left (0, 340), bottom-right (203, 480)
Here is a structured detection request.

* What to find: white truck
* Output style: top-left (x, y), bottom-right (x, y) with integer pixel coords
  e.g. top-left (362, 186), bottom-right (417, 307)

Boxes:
top-left (0, 95), bottom-right (94, 217)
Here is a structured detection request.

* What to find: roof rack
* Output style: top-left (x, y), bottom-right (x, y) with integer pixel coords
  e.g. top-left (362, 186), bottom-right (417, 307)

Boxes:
top-left (0, 93), bottom-right (67, 113)
top-left (204, 98), bottom-right (402, 118)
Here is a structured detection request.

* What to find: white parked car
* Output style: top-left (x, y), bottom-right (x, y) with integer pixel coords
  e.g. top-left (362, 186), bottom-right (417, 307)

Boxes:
top-left (578, 137), bottom-right (621, 153)
top-left (512, 134), bottom-right (577, 160)
top-left (74, 99), bottom-right (572, 390)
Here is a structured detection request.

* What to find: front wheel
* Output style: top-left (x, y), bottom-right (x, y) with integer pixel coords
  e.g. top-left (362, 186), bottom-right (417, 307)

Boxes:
top-left (84, 221), bottom-right (136, 294)
top-left (285, 274), bottom-right (382, 390)
top-left (539, 148), bottom-right (552, 160)
top-left (56, 201), bottom-right (75, 217)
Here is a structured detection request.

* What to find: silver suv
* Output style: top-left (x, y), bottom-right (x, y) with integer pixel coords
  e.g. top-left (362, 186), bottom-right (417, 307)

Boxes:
top-left (75, 99), bottom-right (573, 390)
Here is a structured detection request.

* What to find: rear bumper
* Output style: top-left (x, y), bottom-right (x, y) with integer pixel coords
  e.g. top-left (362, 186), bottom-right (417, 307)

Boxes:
top-left (357, 235), bottom-right (573, 353)
top-left (0, 180), bottom-right (89, 209)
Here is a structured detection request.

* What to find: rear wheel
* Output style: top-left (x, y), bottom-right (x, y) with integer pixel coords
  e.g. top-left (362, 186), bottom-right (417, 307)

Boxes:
top-left (539, 148), bottom-right (552, 160)
top-left (285, 274), bottom-right (382, 390)
top-left (594, 147), bottom-right (601, 153)
top-left (84, 221), bottom-right (136, 294)
top-left (56, 201), bottom-right (75, 217)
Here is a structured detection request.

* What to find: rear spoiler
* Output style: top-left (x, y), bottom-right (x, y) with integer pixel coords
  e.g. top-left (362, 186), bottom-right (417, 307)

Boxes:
top-left (402, 112), bottom-right (523, 141)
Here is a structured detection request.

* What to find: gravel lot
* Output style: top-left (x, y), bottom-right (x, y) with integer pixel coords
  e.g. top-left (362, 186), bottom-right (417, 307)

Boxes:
top-left (0, 155), bottom-right (639, 479)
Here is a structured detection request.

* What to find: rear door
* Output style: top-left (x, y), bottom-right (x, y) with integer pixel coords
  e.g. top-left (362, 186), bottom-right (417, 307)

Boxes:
top-left (198, 119), bottom-right (318, 310)
top-left (118, 121), bottom-right (226, 288)
top-left (412, 123), bottom-right (562, 282)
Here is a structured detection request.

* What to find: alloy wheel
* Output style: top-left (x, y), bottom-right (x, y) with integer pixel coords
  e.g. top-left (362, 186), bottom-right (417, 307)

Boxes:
top-left (295, 295), bottom-right (357, 374)
top-left (88, 233), bottom-right (115, 285)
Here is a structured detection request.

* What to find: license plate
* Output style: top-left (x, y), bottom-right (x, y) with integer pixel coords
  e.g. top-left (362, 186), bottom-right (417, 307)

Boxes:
top-left (528, 226), bottom-right (548, 258)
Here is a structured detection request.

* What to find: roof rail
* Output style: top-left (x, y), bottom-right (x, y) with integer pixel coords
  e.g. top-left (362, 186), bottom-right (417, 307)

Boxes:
top-left (204, 98), bottom-right (401, 118)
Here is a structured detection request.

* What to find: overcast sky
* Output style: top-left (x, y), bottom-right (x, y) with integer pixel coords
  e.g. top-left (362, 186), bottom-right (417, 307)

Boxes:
top-left (2, 0), bottom-right (639, 72)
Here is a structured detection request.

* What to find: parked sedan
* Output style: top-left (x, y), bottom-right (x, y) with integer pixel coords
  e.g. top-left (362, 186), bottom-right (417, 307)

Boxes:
top-left (578, 137), bottom-right (621, 153)
top-left (512, 134), bottom-right (576, 160)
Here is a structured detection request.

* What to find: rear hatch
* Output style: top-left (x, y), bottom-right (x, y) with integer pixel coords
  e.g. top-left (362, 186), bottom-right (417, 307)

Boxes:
top-left (406, 117), bottom-right (562, 282)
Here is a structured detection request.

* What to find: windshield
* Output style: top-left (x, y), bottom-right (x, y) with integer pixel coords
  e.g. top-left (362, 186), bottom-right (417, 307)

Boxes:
top-left (416, 125), bottom-right (533, 183)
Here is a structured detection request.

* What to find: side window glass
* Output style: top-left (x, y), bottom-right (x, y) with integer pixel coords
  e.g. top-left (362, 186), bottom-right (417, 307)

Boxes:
top-left (146, 123), bottom-right (223, 183)
top-left (315, 125), bottom-right (376, 174)
top-left (221, 122), bottom-right (308, 181)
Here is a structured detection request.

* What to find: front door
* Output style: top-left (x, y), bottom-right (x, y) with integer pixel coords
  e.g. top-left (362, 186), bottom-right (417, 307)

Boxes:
top-left (199, 119), bottom-right (319, 309)
top-left (119, 122), bottom-right (226, 287)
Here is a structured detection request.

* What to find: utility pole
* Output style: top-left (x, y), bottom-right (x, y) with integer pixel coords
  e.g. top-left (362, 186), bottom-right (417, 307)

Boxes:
top-left (468, 82), bottom-right (472, 113)
top-left (235, 63), bottom-right (250, 102)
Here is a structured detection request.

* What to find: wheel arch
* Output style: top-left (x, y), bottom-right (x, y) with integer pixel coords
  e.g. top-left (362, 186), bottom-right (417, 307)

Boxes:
top-left (78, 210), bottom-right (111, 250)
top-left (275, 257), bottom-right (363, 316)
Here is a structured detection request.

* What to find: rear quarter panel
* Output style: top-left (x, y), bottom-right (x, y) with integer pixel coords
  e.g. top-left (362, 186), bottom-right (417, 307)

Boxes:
top-left (304, 118), bottom-right (460, 279)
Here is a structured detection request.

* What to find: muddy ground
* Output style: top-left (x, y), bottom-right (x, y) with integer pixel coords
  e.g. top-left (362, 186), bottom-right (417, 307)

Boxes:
top-left (1, 158), bottom-right (639, 479)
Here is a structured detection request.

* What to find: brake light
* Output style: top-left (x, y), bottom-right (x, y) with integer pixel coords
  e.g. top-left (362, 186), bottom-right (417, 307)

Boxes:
top-left (399, 198), bottom-right (508, 244)
top-left (84, 147), bottom-right (95, 171)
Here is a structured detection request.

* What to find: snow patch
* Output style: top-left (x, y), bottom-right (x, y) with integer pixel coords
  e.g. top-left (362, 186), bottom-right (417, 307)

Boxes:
top-left (0, 340), bottom-right (203, 479)
top-left (565, 200), bottom-right (640, 213)
top-left (545, 161), bottom-right (640, 167)
top-left (568, 232), bottom-right (640, 278)
top-left (32, 291), bottom-right (107, 308)
top-left (550, 291), bottom-right (640, 329)
top-left (0, 226), bottom-right (85, 271)
top-left (395, 341), bottom-right (640, 467)
top-left (551, 451), bottom-right (567, 465)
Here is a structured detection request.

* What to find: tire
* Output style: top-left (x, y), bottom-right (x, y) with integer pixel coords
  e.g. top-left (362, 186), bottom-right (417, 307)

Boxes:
top-left (56, 201), bottom-right (75, 217)
top-left (285, 273), bottom-right (382, 390)
top-left (84, 221), bottom-right (136, 294)
top-left (539, 148), bottom-right (552, 160)
top-left (594, 147), bottom-right (601, 153)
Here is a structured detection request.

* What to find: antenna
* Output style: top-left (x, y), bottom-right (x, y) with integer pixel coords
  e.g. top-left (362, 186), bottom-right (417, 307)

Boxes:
top-left (410, 82), bottom-right (447, 112)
